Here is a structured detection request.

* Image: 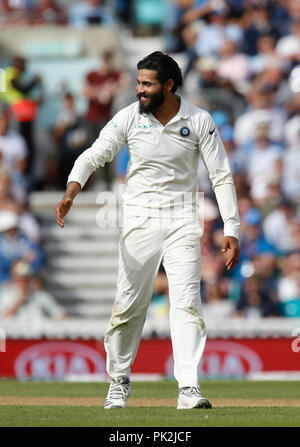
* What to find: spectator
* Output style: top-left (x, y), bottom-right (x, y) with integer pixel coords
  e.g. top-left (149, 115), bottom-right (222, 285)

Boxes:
top-left (0, 56), bottom-right (43, 175)
top-left (0, 0), bottom-right (33, 27)
top-left (29, 0), bottom-right (67, 25)
top-left (238, 195), bottom-right (253, 220)
top-left (282, 132), bottom-right (300, 201)
top-left (193, 8), bottom-right (244, 58)
top-left (0, 0), bottom-right (13, 27)
top-left (263, 198), bottom-right (297, 252)
top-left (54, 92), bottom-right (89, 189)
top-left (259, 172), bottom-right (284, 217)
top-left (163, 0), bottom-right (196, 53)
top-left (82, 50), bottom-right (130, 189)
top-left (0, 168), bottom-right (16, 211)
top-left (0, 106), bottom-right (31, 202)
top-left (276, 19), bottom-right (300, 62)
top-left (289, 222), bottom-right (300, 251)
top-left (0, 167), bottom-right (27, 210)
top-left (242, 4), bottom-right (275, 56)
top-left (0, 107), bottom-right (27, 176)
top-left (257, 64), bottom-right (293, 111)
top-left (0, 169), bottom-right (40, 243)
top-left (249, 34), bottom-right (279, 76)
top-left (234, 274), bottom-right (279, 318)
top-left (0, 260), bottom-right (66, 320)
top-left (233, 82), bottom-right (287, 147)
top-left (202, 281), bottom-right (235, 320)
top-left (244, 122), bottom-right (283, 203)
top-left (277, 250), bottom-right (300, 317)
top-left (252, 252), bottom-right (278, 302)
top-left (286, 0), bottom-right (300, 23)
top-left (269, 0), bottom-right (291, 39)
top-left (0, 210), bottom-right (44, 283)
top-left (216, 39), bottom-right (249, 91)
top-left (114, 0), bottom-right (132, 25)
top-left (192, 57), bottom-right (246, 120)
top-left (236, 207), bottom-right (277, 281)
top-left (32, 126), bottom-right (57, 191)
top-left (283, 92), bottom-right (300, 147)
top-left (17, 201), bottom-right (41, 244)
top-left (181, 0), bottom-right (218, 27)
top-left (201, 245), bottom-right (225, 285)
top-left (68, 0), bottom-right (114, 27)
top-left (192, 56), bottom-right (220, 108)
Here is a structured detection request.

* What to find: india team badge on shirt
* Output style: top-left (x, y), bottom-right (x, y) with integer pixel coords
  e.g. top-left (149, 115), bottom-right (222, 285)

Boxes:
top-left (180, 126), bottom-right (190, 137)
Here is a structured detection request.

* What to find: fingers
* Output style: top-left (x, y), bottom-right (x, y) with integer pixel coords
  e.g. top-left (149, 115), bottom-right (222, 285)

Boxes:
top-left (56, 205), bottom-right (64, 228)
top-left (226, 247), bottom-right (240, 271)
top-left (221, 237), bottom-right (240, 270)
top-left (226, 255), bottom-right (235, 271)
top-left (55, 198), bottom-right (72, 228)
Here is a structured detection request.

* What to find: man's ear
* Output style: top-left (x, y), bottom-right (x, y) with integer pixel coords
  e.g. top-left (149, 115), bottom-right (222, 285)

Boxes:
top-left (164, 79), bottom-right (174, 93)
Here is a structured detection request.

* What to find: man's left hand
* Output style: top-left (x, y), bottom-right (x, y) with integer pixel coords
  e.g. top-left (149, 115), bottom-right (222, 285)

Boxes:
top-left (221, 236), bottom-right (240, 271)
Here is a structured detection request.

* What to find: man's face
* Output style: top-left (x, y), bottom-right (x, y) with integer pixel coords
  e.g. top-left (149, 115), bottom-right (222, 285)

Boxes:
top-left (136, 69), bottom-right (165, 114)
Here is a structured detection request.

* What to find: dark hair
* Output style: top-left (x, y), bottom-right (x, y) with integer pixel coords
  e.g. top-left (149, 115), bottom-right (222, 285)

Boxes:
top-left (137, 51), bottom-right (183, 93)
top-left (12, 56), bottom-right (25, 69)
top-left (64, 92), bottom-right (74, 100)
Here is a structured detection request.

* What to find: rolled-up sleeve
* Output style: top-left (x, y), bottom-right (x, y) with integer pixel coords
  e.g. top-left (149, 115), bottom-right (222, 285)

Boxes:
top-left (198, 112), bottom-right (240, 239)
top-left (67, 109), bottom-right (128, 189)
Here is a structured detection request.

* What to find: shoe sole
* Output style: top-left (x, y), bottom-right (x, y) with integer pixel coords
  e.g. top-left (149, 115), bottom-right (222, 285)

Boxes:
top-left (104, 400), bottom-right (127, 409)
top-left (195, 399), bottom-right (212, 409)
top-left (177, 399), bottom-right (212, 410)
top-left (104, 406), bottom-right (126, 409)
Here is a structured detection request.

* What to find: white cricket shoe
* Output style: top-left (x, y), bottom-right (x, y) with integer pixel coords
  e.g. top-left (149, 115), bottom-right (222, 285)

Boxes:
top-left (177, 387), bottom-right (212, 409)
top-left (104, 377), bottom-right (131, 409)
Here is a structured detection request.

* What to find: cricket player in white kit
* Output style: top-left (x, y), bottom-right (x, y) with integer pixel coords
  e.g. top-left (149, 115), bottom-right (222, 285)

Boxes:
top-left (56, 52), bottom-right (240, 410)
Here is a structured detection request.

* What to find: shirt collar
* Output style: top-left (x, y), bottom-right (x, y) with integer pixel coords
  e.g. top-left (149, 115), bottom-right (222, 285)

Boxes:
top-left (177, 96), bottom-right (189, 119)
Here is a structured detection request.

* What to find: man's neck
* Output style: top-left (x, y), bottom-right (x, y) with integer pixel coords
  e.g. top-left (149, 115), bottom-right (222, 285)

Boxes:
top-left (152, 94), bottom-right (181, 127)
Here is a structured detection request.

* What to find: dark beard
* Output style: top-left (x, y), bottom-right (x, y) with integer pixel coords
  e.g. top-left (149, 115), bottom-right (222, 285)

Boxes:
top-left (137, 89), bottom-right (165, 114)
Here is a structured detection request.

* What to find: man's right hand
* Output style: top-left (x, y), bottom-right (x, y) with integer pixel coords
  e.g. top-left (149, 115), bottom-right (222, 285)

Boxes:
top-left (56, 197), bottom-right (73, 228)
top-left (56, 181), bottom-right (81, 228)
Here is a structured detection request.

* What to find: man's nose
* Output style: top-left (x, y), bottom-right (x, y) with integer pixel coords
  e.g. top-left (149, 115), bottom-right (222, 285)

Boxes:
top-left (136, 84), bottom-right (144, 94)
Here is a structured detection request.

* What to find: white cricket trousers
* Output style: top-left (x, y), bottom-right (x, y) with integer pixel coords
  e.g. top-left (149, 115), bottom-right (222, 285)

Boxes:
top-left (104, 216), bottom-right (206, 388)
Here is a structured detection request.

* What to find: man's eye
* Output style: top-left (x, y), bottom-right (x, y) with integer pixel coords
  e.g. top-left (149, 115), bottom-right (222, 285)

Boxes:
top-left (137, 82), bottom-right (152, 87)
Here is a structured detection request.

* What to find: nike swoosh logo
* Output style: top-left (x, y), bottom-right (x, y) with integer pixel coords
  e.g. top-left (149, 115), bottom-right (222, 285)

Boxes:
top-left (209, 128), bottom-right (216, 135)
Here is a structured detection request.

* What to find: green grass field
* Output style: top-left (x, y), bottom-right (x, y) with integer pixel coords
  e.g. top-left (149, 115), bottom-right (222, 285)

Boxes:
top-left (0, 380), bottom-right (300, 427)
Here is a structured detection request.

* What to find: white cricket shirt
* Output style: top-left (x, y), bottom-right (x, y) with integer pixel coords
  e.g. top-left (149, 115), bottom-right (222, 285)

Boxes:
top-left (67, 97), bottom-right (240, 239)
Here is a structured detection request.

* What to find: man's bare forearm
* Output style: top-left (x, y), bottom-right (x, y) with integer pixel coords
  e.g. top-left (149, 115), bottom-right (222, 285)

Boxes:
top-left (65, 181), bottom-right (81, 200)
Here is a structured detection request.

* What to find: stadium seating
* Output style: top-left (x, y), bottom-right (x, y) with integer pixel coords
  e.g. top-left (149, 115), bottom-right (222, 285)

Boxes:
top-left (29, 191), bottom-right (119, 319)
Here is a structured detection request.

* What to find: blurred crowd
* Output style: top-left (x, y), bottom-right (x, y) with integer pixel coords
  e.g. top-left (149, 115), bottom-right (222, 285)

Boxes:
top-left (1, 0), bottom-right (300, 321)
top-left (0, 0), bottom-right (116, 27)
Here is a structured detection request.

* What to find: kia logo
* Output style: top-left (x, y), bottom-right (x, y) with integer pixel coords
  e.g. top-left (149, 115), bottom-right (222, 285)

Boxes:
top-left (15, 341), bottom-right (106, 380)
top-left (166, 340), bottom-right (263, 378)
